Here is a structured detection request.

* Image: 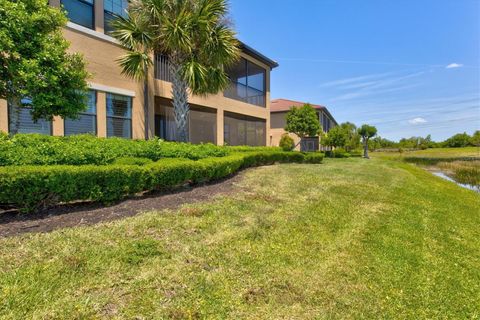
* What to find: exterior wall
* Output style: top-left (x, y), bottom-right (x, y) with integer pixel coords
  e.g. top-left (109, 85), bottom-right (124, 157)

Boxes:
top-left (0, 0), bottom-right (272, 146)
top-left (270, 112), bottom-right (301, 149)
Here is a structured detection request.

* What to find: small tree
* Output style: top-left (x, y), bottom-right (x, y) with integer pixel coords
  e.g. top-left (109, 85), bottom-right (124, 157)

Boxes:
top-left (285, 104), bottom-right (321, 151)
top-left (444, 132), bottom-right (471, 148)
top-left (471, 130), bottom-right (480, 147)
top-left (279, 134), bottom-right (295, 151)
top-left (323, 126), bottom-right (347, 150)
top-left (358, 124), bottom-right (377, 159)
top-left (339, 122), bottom-right (360, 151)
top-left (0, 0), bottom-right (89, 134)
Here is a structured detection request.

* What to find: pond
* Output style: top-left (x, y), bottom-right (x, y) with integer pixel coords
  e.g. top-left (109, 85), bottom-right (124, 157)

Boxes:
top-left (432, 171), bottom-right (480, 193)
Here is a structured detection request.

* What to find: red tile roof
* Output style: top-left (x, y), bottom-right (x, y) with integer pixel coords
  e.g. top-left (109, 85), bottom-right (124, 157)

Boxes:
top-left (270, 99), bottom-right (327, 113)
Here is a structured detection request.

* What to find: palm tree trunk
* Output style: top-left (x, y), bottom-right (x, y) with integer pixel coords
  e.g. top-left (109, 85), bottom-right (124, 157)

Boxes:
top-left (143, 64), bottom-right (150, 140)
top-left (363, 139), bottom-right (370, 159)
top-left (169, 62), bottom-right (189, 143)
top-left (9, 97), bottom-right (22, 135)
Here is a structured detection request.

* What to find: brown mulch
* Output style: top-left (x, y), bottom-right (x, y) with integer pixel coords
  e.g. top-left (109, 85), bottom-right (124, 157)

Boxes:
top-left (0, 173), bottom-right (244, 238)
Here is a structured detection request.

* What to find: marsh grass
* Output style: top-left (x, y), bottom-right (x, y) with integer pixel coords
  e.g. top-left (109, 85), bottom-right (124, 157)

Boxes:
top-left (438, 160), bottom-right (480, 186)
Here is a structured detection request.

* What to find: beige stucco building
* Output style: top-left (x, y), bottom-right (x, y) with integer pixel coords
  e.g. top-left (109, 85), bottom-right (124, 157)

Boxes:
top-left (0, 0), bottom-right (278, 146)
top-left (270, 99), bottom-right (337, 150)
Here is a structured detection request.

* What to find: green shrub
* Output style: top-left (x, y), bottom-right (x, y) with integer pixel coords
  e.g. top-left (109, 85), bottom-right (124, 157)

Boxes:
top-left (303, 152), bottom-right (324, 164)
top-left (114, 157), bottom-right (154, 166)
top-left (0, 151), bottom-right (322, 212)
top-left (325, 149), bottom-right (351, 158)
top-left (0, 134), bottom-right (228, 166)
top-left (279, 134), bottom-right (295, 151)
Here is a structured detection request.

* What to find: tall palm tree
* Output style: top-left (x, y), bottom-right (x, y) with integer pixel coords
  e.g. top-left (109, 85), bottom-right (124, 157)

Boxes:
top-left (111, 0), bottom-right (240, 142)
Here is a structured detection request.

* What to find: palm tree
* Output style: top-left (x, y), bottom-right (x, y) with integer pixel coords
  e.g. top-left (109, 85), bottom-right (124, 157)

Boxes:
top-left (111, 0), bottom-right (240, 142)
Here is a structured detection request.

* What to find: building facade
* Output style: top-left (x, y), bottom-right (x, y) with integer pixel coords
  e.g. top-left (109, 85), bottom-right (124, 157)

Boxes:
top-left (0, 0), bottom-right (278, 146)
top-left (270, 99), bottom-right (337, 150)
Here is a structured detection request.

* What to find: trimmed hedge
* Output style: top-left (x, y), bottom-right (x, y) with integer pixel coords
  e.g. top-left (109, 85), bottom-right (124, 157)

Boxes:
top-left (0, 151), bottom-right (323, 212)
top-left (0, 134), bottom-right (228, 166)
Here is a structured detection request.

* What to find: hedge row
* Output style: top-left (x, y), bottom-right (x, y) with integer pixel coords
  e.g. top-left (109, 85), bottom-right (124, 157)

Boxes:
top-left (0, 151), bottom-right (323, 212)
top-left (0, 133), bottom-right (228, 166)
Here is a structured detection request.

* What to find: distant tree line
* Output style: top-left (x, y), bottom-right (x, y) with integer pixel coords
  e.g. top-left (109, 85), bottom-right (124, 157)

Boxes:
top-left (368, 131), bottom-right (480, 150)
top-left (321, 123), bottom-right (478, 152)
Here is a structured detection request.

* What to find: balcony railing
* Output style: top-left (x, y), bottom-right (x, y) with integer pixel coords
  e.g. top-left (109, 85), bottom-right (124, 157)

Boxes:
top-left (154, 54), bottom-right (172, 82)
top-left (223, 82), bottom-right (266, 108)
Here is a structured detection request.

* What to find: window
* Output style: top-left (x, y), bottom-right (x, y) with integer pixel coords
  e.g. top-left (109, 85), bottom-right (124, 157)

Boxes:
top-left (8, 99), bottom-right (51, 135)
top-left (155, 103), bottom-right (217, 144)
top-left (106, 93), bottom-right (132, 138)
top-left (64, 91), bottom-right (97, 136)
top-left (104, 0), bottom-right (128, 34)
top-left (224, 112), bottom-right (266, 146)
top-left (61, 0), bottom-right (95, 29)
top-left (224, 58), bottom-right (266, 107)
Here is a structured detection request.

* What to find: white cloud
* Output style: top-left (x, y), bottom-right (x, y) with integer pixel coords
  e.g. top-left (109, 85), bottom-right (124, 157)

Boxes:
top-left (446, 63), bottom-right (463, 69)
top-left (408, 117), bottom-right (427, 125)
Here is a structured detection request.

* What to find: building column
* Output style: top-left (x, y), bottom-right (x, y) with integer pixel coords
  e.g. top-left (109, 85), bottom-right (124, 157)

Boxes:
top-left (97, 91), bottom-right (107, 137)
top-left (94, 0), bottom-right (105, 33)
top-left (52, 116), bottom-right (64, 136)
top-left (265, 66), bottom-right (271, 146)
top-left (0, 99), bottom-right (8, 133)
top-left (216, 108), bottom-right (224, 146)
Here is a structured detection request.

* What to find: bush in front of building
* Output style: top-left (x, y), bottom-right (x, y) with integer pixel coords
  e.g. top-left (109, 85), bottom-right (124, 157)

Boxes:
top-left (0, 134), bottom-right (228, 166)
top-left (325, 148), bottom-right (351, 158)
top-left (279, 134), bottom-right (295, 151)
top-left (304, 152), bottom-right (325, 164)
top-left (0, 151), bottom-right (324, 212)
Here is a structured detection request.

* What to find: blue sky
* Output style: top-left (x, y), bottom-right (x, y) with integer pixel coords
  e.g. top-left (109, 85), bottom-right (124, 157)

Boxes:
top-left (229, 0), bottom-right (480, 141)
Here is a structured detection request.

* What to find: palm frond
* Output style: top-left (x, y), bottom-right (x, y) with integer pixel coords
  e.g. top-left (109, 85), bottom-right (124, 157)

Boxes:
top-left (117, 51), bottom-right (152, 80)
top-left (201, 24), bottom-right (240, 67)
top-left (110, 13), bottom-right (154, 52)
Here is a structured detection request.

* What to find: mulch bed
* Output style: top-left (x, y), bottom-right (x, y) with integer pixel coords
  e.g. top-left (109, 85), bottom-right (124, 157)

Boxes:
top-left (0, 173), bottom-right (244, 238)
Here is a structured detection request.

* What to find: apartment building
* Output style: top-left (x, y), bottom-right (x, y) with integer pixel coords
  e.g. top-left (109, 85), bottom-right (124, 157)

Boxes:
top-left (0, 0), bottom-right (278, 146)
top-left (270, 99), bottom-right (337, 150)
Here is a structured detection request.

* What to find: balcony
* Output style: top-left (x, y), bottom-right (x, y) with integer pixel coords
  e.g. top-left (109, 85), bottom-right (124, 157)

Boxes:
top-left (154, 54), bottom-right (266, 108)
top-left (223, 82), bottom-right (265, 107)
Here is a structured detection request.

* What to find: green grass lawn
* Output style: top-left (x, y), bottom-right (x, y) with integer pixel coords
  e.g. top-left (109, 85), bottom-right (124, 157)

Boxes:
top-left (1, 158), bottom-right (479, 319)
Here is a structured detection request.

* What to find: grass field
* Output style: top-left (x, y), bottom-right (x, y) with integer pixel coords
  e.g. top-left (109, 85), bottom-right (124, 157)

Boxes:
top-left (1, 158), bottom-right (479, 319)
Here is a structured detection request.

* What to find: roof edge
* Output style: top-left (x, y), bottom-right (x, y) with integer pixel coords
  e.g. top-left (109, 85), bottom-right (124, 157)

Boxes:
top-left (239, 41), bottom-right (279, 69)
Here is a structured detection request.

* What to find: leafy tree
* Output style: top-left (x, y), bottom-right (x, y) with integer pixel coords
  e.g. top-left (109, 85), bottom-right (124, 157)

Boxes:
top-left (112, 0), bottom-right (240, 142)
top-left (358, 124), bottom-right (377, 158)
top-left (285, 104), bottom-right (322, 150)
top-left (339, 122), bottom-right (360, 151)
top-left (369, 136), bottom-right (396, 150)
top-left (444, 132), bottom-right (471, 148)
top-left (323, 126), bottom-right (347, 150)
top-left (471, 130), bottom-right (480, 147)
top-left (0, 0), bottom-right (89, 134)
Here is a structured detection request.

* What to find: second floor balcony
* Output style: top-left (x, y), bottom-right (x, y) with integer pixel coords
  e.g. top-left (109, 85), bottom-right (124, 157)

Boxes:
top-left (154, 54), bottom-right (267, 108)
